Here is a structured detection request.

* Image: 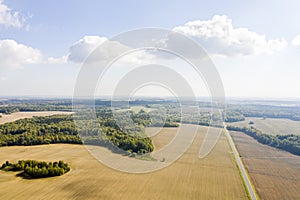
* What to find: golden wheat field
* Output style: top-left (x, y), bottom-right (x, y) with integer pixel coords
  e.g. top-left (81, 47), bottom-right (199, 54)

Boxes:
top-left (0, 126), bottom-right (248, 200)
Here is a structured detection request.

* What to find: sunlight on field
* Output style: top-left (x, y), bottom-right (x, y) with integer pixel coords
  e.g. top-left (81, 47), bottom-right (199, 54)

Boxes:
top-left (0, 126), bottom-right (247, 200)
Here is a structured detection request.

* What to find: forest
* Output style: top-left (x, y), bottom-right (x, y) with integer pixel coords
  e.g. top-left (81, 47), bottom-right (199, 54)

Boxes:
top-left (0, 111), bottom-right (155, 154)
top-left (0, 101), bottom-right (185, 154)
top-left (1, 160), bottom-right (70, 178)
top-left (0, 115), bottom-right (82, 146)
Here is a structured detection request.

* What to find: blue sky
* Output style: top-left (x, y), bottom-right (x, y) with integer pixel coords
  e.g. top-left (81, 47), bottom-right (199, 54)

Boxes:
top-left (1, 0), bottom-right (300, 98)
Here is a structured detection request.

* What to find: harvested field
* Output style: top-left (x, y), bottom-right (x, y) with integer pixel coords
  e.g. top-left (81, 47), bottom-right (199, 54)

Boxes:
top-left (0, 126), bottom-right (248, 200)
top-left (146, 127), bottom-right (177, 149)
top-left (231, 131), bottom-right (300, 200)
top-left (228, 117), bottom-right (300, 135)
top-left (0, 111), bottom-right (73, 125)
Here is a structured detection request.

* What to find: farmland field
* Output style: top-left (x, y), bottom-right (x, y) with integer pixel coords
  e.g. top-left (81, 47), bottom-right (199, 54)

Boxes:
top-left (228, 117), bottom-right (300, 135)
top-left (0, 111), bottom-right (73, 125)
top-left (230, 131), bottom-right (300, 200)
top-left (0, 125), bottom-right (248, 200)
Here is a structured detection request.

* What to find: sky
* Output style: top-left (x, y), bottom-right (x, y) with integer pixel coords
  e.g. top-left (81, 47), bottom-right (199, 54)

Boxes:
top-left (0, 0), bottom-right (300, 98)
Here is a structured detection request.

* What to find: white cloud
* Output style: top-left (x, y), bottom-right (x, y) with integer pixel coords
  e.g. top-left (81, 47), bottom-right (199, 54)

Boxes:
top-left (46, 55), bottom-right (68, 64)
top-left (292, 35), bottom-right (300, 47)
top-left (0, 0), bottom-right (24, 28)
top-left (68, 36), bottom-right (108, 63)
top-left (173, 15), bottom-right (287, 56)
top-left (68, 35), bottom-right (150, 65)
top-left (0, 39), bottom-right (42, 69)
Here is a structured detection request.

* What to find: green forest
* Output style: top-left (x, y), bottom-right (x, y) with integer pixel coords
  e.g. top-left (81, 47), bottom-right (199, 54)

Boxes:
top-left (1, 160), bottom-right (70, 178)
top-left (0, 111), bottom-right (155, 154)
top-left (0, 115), bottom-right (82, 146)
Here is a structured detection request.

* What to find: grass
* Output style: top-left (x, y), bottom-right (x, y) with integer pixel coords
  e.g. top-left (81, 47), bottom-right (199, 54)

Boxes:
top-left (224, 129), bottom-right (252, 200)
top-left (0, 125), bottom-right (248, 200)
top-left (233, 154), bottom-right (252, 200)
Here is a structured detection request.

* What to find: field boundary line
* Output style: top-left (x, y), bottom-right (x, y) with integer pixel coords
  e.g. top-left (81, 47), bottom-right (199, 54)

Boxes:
top-left (223, 123), bottom-right (259, 200)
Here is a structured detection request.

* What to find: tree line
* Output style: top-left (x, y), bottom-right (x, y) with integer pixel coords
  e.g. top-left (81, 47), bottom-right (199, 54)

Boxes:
top-left (227, 126), bottom-right (300, 156)
top-left (227, 103), bottom-right (300, 121)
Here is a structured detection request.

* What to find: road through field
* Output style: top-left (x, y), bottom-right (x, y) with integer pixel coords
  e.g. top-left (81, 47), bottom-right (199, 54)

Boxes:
top-left (230, 131), bottom-right (300, 199)
top-left (224, 123), bottom-right (257, 200)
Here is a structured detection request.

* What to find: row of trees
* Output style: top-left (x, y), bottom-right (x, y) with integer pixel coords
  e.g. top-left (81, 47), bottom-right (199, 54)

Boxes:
top-left (243, 111), bottom-right (300, 121)
top-left (1, 160), bottom-right (70, 178)
top-left (227, 126), bottom-right (300, 156)
top-left (0, 104), bottom-right (72, 114)
top-left (227, 103), bottom-right (300, 121)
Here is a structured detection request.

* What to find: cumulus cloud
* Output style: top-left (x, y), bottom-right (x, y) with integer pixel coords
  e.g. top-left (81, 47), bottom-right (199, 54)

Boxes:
top-left (67, 17), bottom-right (290, 65)
top-left (0, 39), bottom-right (41, 69)
top-left (173, 15), bottom-right (287, 56)
top-left (68, 35), bottom-right (142, 64)
top-left (0, 0), bottom-right (24, 28)
top-left (292, 35), bottom-right (300, 47)
top-left (68, 36), bottom-right (109, 63)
